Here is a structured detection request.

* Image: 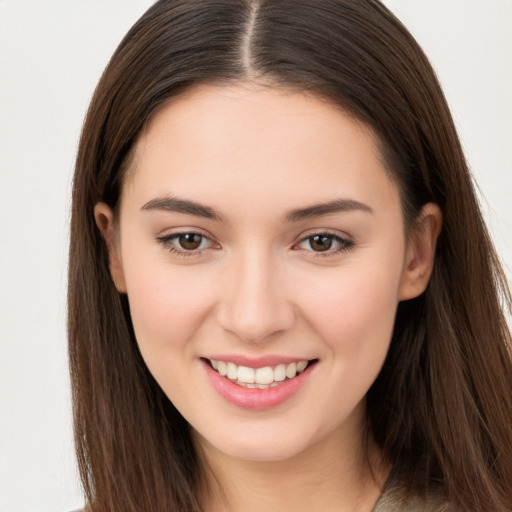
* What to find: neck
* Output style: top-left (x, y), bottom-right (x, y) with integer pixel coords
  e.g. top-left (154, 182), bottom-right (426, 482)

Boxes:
top-left (195, 408), bottom-right (389, 512)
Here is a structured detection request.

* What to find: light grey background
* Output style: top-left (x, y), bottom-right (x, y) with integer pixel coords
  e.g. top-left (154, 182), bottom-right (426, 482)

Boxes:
top-left (0, 1), bottom-right (510, 511)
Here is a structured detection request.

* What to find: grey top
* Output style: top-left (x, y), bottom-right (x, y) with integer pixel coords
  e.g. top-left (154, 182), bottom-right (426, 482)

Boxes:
top-left (71, 474), bottom-right (451, 512)
top-left (372, 473), bottom-right (450, 512)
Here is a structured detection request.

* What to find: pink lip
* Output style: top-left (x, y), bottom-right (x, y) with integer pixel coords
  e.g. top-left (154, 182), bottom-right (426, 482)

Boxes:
top-left (201, 359), bottom-right (316, 410)
top-left (203, 354), bottom-right (310, 368)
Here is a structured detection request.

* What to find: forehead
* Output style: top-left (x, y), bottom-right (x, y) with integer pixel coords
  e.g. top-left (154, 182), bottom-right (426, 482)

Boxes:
top-left (122, 83), bottom-right (399, 219)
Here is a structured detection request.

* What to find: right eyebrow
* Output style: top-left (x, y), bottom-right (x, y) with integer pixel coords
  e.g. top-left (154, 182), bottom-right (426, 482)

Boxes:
top-left (141, 196), bottom-right (227, 222)
top-left (284, 198), bottom-right (373, 223)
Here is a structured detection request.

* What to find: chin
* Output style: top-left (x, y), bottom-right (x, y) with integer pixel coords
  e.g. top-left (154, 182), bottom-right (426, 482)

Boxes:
top-left (221, 443), bottom-right (308, 463)
top-left (197, 423), bottom-right (320, 463)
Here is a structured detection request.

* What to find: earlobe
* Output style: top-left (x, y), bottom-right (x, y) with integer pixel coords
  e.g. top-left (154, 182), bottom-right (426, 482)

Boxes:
top-left (399, 203), bottom-right (442, 301)
top-left (94, 202), bottom-right (127, 293)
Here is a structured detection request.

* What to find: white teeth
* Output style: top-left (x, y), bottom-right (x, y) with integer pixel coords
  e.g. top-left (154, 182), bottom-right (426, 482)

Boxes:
top-left (274, 364), bottom-right (286, 382)
top-left (237, 366), bottom-right (255, 384)
top-left (236, 381), bottom-right (274, 389)
top-left (209, 359), bottom-right (311, 387)
top-left (297, 361), bottom-right (307, 373)
top-left (217, 361), bottom-right (227, 376)
top-left (255, 366), bottom-right (274, 385)
top-left (286, 362), bottom-right (297, 379)
top-left (227, 362), bottom-right (238, 380)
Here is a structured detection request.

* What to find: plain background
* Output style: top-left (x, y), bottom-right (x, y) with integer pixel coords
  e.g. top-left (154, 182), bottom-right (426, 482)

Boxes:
top-left (0, 1), bottom-right (510, 510)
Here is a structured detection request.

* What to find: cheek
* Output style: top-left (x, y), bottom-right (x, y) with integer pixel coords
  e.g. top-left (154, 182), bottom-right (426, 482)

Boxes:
top-left (290, 263), bottom-right (402, 431)
top-left (123, 264), bottom-right (221, 418)
top-left (326, 271), bottom-right (399, 338)
top-left (294, 257), bottom-right (403, 378)
top-left (299, 253), bottom-right (401, 324)
top-left (121, 250), bottom-right (218, 368)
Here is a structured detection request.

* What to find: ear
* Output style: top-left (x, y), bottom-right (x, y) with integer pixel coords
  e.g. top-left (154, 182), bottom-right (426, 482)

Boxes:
top-left (399, 203), bottom-right (442, 301)
top-left (94, 202), bottom-right (127, 293)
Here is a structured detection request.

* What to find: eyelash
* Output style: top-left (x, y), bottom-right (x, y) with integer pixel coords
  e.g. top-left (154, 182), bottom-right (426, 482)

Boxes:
top-left (156, 231), bottom-right (355, 258)
top-left (156, 231), bottom-right (216, 258)
top-left (295, 232), bottom-right (355, 257)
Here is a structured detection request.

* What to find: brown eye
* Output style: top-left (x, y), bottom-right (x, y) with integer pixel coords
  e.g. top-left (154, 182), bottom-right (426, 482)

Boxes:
top-left (309, 234), bottom-right (333, 252)
top-left (156, 231), bottom-right (216, 256)
top-left (295, 232), bottom-right (354, 255)
top-left (178, 233), bottom-right (204, 250)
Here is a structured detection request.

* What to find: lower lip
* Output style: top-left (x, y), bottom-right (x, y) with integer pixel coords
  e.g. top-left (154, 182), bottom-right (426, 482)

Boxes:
top-left (202, 359), bottom-right (315, 410)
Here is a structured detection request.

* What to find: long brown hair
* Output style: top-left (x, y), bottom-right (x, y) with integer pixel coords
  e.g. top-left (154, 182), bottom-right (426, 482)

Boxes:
top-left (68, 1), bottom-right (512, 510)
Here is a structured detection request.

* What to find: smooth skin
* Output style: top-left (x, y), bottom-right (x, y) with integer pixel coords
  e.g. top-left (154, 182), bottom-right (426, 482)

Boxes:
top-left (95, 84), bottom-right (442, 512)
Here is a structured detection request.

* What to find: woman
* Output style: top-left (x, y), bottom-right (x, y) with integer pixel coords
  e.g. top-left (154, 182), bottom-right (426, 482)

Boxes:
top-left (68, 1), bottom-right (512, 511)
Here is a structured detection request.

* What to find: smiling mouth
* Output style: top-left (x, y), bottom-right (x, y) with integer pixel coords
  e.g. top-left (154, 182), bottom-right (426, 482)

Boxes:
top-left (205, 358), bottom-right (317, 389)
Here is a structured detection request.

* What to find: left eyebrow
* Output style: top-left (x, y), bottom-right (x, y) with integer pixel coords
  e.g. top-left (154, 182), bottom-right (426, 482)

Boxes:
top-left (141, 196), bottom-right (227, 222)
top-left (284, 199), bottom-right (373, 223)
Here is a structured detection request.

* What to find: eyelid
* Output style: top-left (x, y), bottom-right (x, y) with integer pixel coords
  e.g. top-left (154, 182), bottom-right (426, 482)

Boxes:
top-left (292, 229), bottom-right (355, 255)
top-left (155, 228), bottom-right (220, 257)
top-left (155, 227), bottom-right (354, 258)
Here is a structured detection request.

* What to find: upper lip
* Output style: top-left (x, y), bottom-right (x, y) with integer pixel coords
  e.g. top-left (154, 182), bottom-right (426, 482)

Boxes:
top-left (202, 354), bottom-right (316, 368)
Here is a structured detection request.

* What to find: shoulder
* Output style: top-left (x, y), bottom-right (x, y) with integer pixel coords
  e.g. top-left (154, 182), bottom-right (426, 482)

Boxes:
top-left (373, 490), bottom-right (452, 512)
top-left (373, 473), bottom-right (454, 512)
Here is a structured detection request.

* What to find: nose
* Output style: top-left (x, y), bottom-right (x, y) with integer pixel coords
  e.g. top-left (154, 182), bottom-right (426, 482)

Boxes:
top-left (217, 248), bottom-right (295, 343)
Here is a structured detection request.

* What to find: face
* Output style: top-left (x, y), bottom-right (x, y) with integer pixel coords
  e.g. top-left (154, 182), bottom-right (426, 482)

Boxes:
top-left (96, 84), bottom-right (439, 464)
